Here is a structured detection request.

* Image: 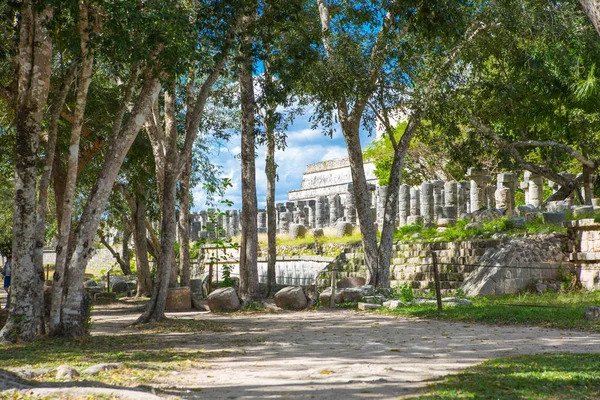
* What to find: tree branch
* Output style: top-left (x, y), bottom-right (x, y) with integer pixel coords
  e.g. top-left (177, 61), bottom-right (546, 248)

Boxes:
top-left (512, 140), bottom-right (596, 168)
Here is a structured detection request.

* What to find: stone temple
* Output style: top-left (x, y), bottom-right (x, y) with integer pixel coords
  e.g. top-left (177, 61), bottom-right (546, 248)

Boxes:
top-left (189, 156), bottom-right (593, 239)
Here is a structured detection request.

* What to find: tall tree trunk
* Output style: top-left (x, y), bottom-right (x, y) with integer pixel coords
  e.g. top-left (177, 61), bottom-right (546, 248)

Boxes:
top-left (122, 219), bottom-right (132, 275)
top-left (340, 119), bottom-right (380, 286)
top-left (133, 192), bottom-right (152, 297)
top-left (136, 87), bottom-right (179, 323)
top-left (238, 21), bottom-right (260, 303)
top-left (57, 71), bottom-right (160, 337)
top-left (1, 3), bottom-right (53, 343)
top-left (579, 0), bottom-right (600, 36)
top-left (178, 161), bottom-right (192, 287)
top-left (49, 2), bottom-right (94, 335)
top-left (583, 164), bottom-right (594, 205)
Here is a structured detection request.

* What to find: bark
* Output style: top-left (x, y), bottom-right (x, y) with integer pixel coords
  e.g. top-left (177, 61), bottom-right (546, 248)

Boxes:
top-left (238, 18), bottom-right (260, 302)
top-left (178, 161), bottom-right (192, 287)
top-left (579, 0), bottom-right (600, 36)
top-left (136, 87), bottom-right (179, 323)
top-left (122, 221), bottom-right (132, 275)
top-left (583, 165), bottom-right (595, 205)
top-left (133, 192), bottom-right (152, 297)
top-left (1, 3), bottom-right (53, 343)
top-left (49, 1), bottom-right (94, 335)
top-left (98, 232), bottom-right (130, 275)
top-left (56, 70), bottom-right (160, 337)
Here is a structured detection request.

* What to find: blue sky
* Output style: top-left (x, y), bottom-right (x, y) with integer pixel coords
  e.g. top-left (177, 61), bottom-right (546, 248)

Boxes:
top-left (192, 108), bottom-right (376, 211)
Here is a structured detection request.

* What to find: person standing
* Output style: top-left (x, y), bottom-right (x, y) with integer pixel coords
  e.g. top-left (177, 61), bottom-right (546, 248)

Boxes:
top-left (2, 256), bottom-right (11, 308)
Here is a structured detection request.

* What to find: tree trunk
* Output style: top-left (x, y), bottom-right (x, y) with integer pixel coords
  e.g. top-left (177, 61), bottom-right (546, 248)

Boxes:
top-left (136, 87), bottom-right (179, 323)
top-left (238, 20), bottom-right (260, 303)
top-left (265, 118), bottom-right (277, 296)
top-left (133, 192), bottom-right (152, 297)
top-left (340, 119), bottom-right (380, 286)
top-left (122, 220), bottom-right (132, 275)
top-left (579, 0), bottom-right (600, 36)
top-left (178, 161), bottom-right (192, 288)
top-left (49, 2), bottom-right (94, 335)
top-left (1, 3), bottom-right (53, 343)
top-left (57, 72), bottom-right (160, 337)
top-left (583, 164), bottom-right (594, 205)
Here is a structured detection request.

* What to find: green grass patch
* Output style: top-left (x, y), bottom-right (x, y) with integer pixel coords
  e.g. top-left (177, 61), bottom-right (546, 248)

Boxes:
top-left (414, 353), bottom-right (600, 399)
top-left (378, 291), bottom-right (600, 331)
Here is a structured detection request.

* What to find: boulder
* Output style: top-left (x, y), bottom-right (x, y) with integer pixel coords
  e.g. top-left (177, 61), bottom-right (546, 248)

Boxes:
top-left (340, 288), bottom-right (364, 302)
top-left (585, 306), bottom-right (600, 321)
top-left (289, 224), bottom-right (307, 240)
top-left (383, 299), bottom-right (405, 309)
top-left (358, 302), bottom-right (381, 310)
top-left (319, 288), bottom-right (343, 305)
top-left (84, 280), bottom-right (97, 288)
top-left (274, 286), bottom-right (309, 310)
top-left (337, 277), bottom-right (366, 289)
top-left (335, 221), bottom-right (353, 237)
top-left (111, 281), bottom-right (129, 293)
top-left (207, 287), bottom-right (240, 312)
top-left (542, 212), bottom-right (566, 225)
top-left (56, 365), bottom-right (79, 380)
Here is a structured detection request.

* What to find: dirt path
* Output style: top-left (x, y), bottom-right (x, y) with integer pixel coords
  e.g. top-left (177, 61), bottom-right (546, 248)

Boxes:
top-left (92, 306), bottom-right (600, 399)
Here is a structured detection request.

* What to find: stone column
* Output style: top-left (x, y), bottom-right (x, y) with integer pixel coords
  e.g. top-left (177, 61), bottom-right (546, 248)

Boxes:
top-left (308, 199), bottom-right (316, 228)
top-left (398, 184), bottom-right (410, 226)
top-left (525, 172), bottom-right (544, 207)
top-left (315, 196), bottom-right (328, 228)
top-left (458, 182), bottom-right (468, 216)
top-left (344, 188), bottom-right (357, 225)
top-left (257, 209), bottom-right (267, 233)
top-left (420, 182), bottom-right (434, 225)
top-left (432, 180), bottom-right (444, 221)
top-left (328, 194), bottom-right (341, 225)
top-left (496, 172), bottom-right (518, 214)
top-left (467, 168), bottom-right (489, 212)
top-left (410, 187), bottom-right (421, 216)
top-left (443, 181), bottom-right (458, 219)
top-left (377, 186), bottom-right (388, 226)
top-left (279, 210), bottom-right (293, 233)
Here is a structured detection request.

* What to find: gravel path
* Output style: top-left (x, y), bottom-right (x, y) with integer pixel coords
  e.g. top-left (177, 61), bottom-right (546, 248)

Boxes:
top-left (92, 306), bottom-right (600, 399)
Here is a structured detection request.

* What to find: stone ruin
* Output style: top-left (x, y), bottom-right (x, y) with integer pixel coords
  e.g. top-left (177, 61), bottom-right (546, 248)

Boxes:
top-left (190, 158), bottom-right (597, 240)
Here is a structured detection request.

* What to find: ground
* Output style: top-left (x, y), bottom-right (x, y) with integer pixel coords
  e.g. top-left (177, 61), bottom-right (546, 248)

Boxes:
top-left (83, 302), bottom-right (600, 399)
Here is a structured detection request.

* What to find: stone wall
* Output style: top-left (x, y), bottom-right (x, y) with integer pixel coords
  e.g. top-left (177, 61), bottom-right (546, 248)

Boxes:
top-left (566, 219), bottom-right (600, 289)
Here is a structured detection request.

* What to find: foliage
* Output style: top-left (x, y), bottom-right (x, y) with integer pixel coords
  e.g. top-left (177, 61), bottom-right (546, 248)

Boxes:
top-left (393, 282), bottom-right (415, 304)
top-left (377, 291), bottom-right (600, 331)
top-left (413, 353), bottom-right (600, 399)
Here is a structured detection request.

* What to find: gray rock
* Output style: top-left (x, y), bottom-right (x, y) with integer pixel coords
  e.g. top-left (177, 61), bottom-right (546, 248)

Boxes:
top-left (358, 302), bottom-right (381, 310)
top-left (542, 212), bottom-right (566, 225)
top-left (335, 221), bottom-right (353, 237)
top-left (363, 295), bottom-right (386, 304)
top-left (207, 287), bottom-right (240, 312)
top-left (437, 218), bottom-right (456, 227)
top-left (585, 306), bottom-right (600, 321)
top-left (319, 288), bottom-right (343, 305)
top-left (465, 222), bottom-right (483, 230)
top-left (289, 224), bottom-right (307, 240)
top-left (361, 285), bottom-right (375, 296)
top-left (337, 277), bottom-right (366, 289)
top-left (383, 299), bottom-right (405, 309)
top-left (574, 206), bottom-right (594, 218)
top-left (56, 365), bottom-right (79, 380)
top-left (82, 363), bottom-right (124, 376)
top-left (274, 286), bottom-right (309, 310)
top-left (506, 217), bottom-right (526, 229)
top-left (111, 281), bottom-right (129, 293)
top-left (517, 205), bottom-right (538, 217)
top-left (84, 280), bottom-right (97, 288)
top-left (535, 283), bottom-right (547, 294)
top-left (340, 288), bottom-right (364, 302)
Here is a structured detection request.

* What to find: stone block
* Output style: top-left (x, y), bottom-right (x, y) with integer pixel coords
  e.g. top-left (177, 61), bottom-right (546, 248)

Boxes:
top-left (542, 212), bottom-right (566, 225)
top-left (166, 287), bottom-right (192, 312)
top-left (574, 206), bottom-right (595, 218)
top-left (337, 276), bottom-right (366, 288)
top-left (358, 302), bottom-right (381, 310)
top-left (289, 224), bottom-right (307, 239)
top-left (585, 306), bottom-right (600, 321)
top-left (505, 217), bottom-right (526, 229)
top-left (336, 221), bottom-right (353, 237)
top-left (437, 218), bottom-right (456, 227)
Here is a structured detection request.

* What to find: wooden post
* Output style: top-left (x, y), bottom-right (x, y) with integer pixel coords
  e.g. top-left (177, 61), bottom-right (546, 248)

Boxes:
top-left (208, 263), bottom-right (213, 294)
top-left (329, 267), bottom-right (337, 308)
top-left (46, 264), bottom-right (49, 281)
top-left (432, 251), bottom-right (443, 313)
top-left (107, 270), bottom-right (110, 293)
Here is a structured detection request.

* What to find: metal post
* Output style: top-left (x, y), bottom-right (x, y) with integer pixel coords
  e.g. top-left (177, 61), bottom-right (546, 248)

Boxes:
top-left (432, 251), bottom-right (443, 313)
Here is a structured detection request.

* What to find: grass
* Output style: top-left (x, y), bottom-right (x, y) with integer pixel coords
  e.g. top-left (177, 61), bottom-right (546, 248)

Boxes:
top-left (377, 291), bottom-right (600, 331)
top-left (412, 353), bottom-right (600, 399)
top-left (394, 216), bottom-right (566, 243)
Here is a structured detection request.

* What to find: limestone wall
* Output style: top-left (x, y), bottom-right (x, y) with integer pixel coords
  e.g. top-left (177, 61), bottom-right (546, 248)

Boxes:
top-left (566, 219), bottom-right (600, 289)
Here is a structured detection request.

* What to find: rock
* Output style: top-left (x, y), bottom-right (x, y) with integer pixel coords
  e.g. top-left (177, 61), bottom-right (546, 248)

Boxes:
top-left (574, 206), bottom-right (594, 218)
top-left (340, 288), bottom-right (364, 302)
top-left (190, 278), bottom-right (204, 294)
top-left (84, 280), bottom-right (97, 288)
top-left (383, 299), bottom-right (405, 309)
top-left (335, 221), bottom-right (353, 237)
top-left (312, 228), bottom-right (324, 239)
top-left (535, 283), bottom-right (547, 294)
top-left (166, 287), bottom-right (192, 312)
top-left (126, 282), bottom-right (137, 291)
top-left (274, 286), bottom-right (309, 310)
top-left (472, 208), bottom-right (504, 222)
top-left (289, 224), bottom-right (307, 240)
top-left (111, 281), bottom-right (129, 293)
top-left (358, 302), bottom-right (381, 310)
top-left (585, 306), bottom-right (600, 321)
top-left (337, 277), bottom-right (366, 289)
top-left (506, 217), bottom-right (526, 229)
top-left (361, 285), bottom-right (375, 296)
top-left (82, 363), bottom-right (123, 376)
top-left (319, 288), bottom-right (344, 305)
top-left (441, 298), bottom-right (472, 306)
top-left (363, 295), bottom-right (386, 304)
top-left (542, 212), bottom-right (566, 225)
top-left (525, 212), bottom-right (542, 223)
top-left (56, 365), bottom-right (79, 380)
top-left (517, 205), bottom-right (538, 217)
top-left (207, 287), bottom-right (240, 312)
top-left (465, 222), bottom-right (483, 230)
top-left (406, 215), bottom-right (423, 225)
top-left (437, 218), bottom-right (456, 227)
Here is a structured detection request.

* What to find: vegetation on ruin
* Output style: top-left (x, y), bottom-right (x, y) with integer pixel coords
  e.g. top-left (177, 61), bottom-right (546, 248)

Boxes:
top-left (377, 291), bottom-right (600, 332)
top-left (413, 353), bottom-right (600, 400)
